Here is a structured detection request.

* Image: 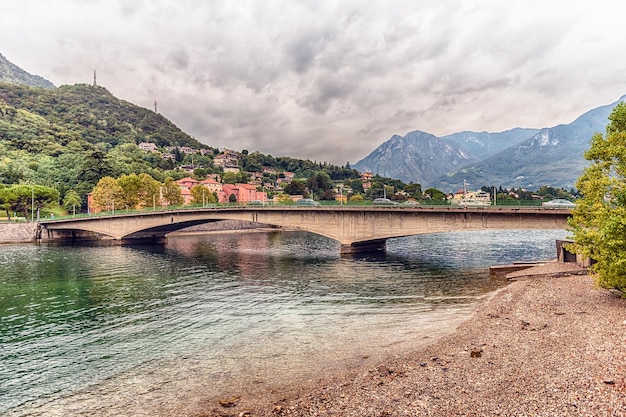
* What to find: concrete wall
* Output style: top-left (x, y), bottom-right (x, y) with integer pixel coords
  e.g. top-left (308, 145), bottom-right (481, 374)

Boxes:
top-left (0, 223), bottom-right (38, 243)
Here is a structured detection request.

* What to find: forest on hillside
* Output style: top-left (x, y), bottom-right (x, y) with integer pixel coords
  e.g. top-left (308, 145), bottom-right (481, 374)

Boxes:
top-left (0, 82), bottom-right (360, 210)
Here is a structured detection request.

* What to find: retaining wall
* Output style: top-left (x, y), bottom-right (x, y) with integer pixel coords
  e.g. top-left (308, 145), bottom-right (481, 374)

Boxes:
top-left (0, 223), bottom-right (38, 244)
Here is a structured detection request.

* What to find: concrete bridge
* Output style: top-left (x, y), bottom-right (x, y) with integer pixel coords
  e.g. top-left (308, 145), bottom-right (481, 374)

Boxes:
top-left (38, 206), bottom-right (570, 253)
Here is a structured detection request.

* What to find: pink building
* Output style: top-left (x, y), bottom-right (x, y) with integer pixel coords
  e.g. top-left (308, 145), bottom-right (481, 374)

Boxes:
top-left (219, 183), bottom-right (268, 203)
top-left (176, 177), bottom-right (200, 191)
top-left (200, 178), bottom-right (223, 195)
top-left (176, 177), bottom-right (199, 205)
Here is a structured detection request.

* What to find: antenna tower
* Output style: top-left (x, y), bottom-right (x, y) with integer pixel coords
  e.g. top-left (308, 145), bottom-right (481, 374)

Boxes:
top-left (154, 100), bottom-right (158, 113)
top-left (93, 70), bottom-right (97, 87)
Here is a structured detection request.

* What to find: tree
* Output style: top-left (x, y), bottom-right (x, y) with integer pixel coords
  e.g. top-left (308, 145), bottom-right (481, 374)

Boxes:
top-left (404, 183), bottom-right (423, 199)
top-left (275, 193), bottom-right (294, 205)
top-left (136, 173), bottom-right (161, 208)
top-left (32, 185), bottom-right (59, 218)
top-left (345, 179), bottom-right (364, 194)
top-left (0, 185), bottom-right (9, 218)
top-left (569, 102), bottom-right (626, 290)
top-left (91, 176), bottom-right (123, 212)
top-left (63, 189), bottom-right (82, 215)
top-left (284, 180), bottom-right (307, 195)
top-left (306, 172), bottom-right (333, 197)
top-left (117, 174), bottom-right (142, 210)
top-left (365, 182), bottom-right (385, 199)
top-left (423, 188), bottom-right (447, 201)
top-left (161, 177), bottom-right (183, 206)
top-left (2, 185), bottom-right (58, 221)
top-left (191, 184), bottom-right (216, 205)
top-left (221, 172), bottom-right (238, 184)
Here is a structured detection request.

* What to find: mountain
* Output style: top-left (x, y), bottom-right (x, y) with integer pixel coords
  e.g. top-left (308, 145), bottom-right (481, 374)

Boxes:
top-left (0, 82), bottom-right (205, 151)
top-left (354, 96), bottom-right (625, 191)
top-left (440, 128), bottom-right (540, 160)
top-left (434, 96), bottom-right (626, 191)
top-left (352, 130), bottom-right (477, 184)
top-left (0, 53), bottom-right (55, 89)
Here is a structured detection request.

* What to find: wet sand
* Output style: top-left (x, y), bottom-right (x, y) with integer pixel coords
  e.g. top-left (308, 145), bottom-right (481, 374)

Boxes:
top-left (197, 268), bottom-right (626, 417)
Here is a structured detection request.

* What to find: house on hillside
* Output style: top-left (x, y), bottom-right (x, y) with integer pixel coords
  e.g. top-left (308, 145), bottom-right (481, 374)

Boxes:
top-left (138, 142), bottom-right (159, 153)
top-left (360, 172), bottom-right (373, 182)
top-left (214, 153), bottom-right (239, 168)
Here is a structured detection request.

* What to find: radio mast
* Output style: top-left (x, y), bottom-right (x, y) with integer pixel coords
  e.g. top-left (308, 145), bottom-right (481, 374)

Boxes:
top-left (93, 70), bottom-right (97, 87)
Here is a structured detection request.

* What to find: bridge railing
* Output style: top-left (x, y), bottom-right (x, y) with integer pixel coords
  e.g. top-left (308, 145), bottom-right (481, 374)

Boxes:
top-left (39, 199), bottom-right (567, 223)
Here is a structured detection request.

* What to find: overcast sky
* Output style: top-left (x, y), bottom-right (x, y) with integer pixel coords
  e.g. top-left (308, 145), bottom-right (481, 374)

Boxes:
top-left (1, 0), bottom-right (625, 164)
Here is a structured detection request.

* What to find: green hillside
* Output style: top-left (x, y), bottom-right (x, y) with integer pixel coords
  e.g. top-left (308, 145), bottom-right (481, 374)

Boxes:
top-left (0, 82), bottom-right (362, 212)
top-left (0, 82), bottom-right (215, 202)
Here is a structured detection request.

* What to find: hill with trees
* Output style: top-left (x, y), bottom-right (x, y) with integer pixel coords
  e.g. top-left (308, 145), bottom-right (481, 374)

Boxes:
top-left (0, 81), bottom-right (370, 215)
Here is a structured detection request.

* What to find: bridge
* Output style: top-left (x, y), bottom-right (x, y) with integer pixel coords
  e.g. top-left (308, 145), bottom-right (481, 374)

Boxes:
top-left (38, 206), bottom-right (570, 253)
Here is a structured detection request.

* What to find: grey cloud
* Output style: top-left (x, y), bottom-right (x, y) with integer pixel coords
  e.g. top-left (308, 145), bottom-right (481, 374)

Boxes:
top-left (3, 0), bottom-right (626, 165)
top-left (166, 48), bottom-right (190, 70)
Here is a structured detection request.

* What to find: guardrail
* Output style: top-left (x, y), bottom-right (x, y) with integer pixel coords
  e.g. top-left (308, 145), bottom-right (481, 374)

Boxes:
top-left (38, 200), bottom-right (567, 223)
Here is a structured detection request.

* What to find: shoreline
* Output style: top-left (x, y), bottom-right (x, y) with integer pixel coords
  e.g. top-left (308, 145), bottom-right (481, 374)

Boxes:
top-left (194, 270), bottom-right (625, 417)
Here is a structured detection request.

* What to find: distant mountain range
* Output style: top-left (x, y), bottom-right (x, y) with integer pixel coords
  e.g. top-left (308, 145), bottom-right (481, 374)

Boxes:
top-left (354, 96), bottom-right (626, 191)
top-left (0, 53), bottom-right (55, 89)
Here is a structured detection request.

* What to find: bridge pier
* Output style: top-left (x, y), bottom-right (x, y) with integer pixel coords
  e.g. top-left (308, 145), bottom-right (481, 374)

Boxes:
top-left (340, 239), bottom-right (387, 254)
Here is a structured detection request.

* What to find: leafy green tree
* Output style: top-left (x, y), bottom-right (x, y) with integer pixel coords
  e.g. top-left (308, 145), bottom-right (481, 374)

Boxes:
top-left (136, 173), bottom-right (162, 208)
top-left (32, 185), bottom-right (59, 218)
top-left (345, 179), bottom-right (364, 194)
top-left (62, 189), bottom-right (82, 215)
top-left (306, 172), bottom-right (333, 197)
top-left (91, 176), bottom-right (123, 212)
top-left (221, 172), bottom-right (239, 184)
top-left (569, 102), bottom-right (626, 290)
top-left (161, 177), bottom-right (183, 206)
top-left (191, 184), bottom-right (216, 205)
top-left (404, 183), bottom-right (423, 199)
top-left (423, 188), bottom-right (447, 201)
top-left (365, 182), bottom-right (385, 199)
top-left (284, 180), bottom-right (307, 195)
top-left (117, 174), bottom-right (142, 210)
top-left (3, 184), bottom-right (58, 220)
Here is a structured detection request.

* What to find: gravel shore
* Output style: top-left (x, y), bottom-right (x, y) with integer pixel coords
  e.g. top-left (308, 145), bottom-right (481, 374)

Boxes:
top-left (201, 271), bottom-right (626, 417)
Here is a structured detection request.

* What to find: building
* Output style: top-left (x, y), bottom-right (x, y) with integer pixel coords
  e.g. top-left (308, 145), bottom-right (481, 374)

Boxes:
top-left (450, 188), bottom-right (492, 205)
top-left (176, 177), bottom-right (200, 205)
top-left (219, 183), bottom-right (268, 204)
top-left (200, 178), bottom-right (223, 195)
top-left (214, 153), bottom-right (239, 168)
top-left (138, 142), bottom-right (159, 152)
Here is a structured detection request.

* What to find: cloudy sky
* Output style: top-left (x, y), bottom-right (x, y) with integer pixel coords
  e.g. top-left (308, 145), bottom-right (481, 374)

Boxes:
top-left (1, 0), bottom-right (625, 164)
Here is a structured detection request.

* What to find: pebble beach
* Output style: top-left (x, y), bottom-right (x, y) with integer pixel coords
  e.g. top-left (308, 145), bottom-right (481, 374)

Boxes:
top-left (198, 267), bottom-right (626, 417)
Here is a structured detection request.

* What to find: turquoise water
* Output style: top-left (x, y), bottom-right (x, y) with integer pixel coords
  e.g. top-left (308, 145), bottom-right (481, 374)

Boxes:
top-left (0, 229), bottom-right (567, 416)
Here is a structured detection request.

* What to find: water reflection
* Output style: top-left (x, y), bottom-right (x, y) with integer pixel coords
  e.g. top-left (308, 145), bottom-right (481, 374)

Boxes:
top-left (0, 229), bottom-right (567, 416)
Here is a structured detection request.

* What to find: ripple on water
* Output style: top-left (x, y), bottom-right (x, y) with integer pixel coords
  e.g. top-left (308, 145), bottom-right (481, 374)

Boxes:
top-left (0, 229), bottom-right (568, 415)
